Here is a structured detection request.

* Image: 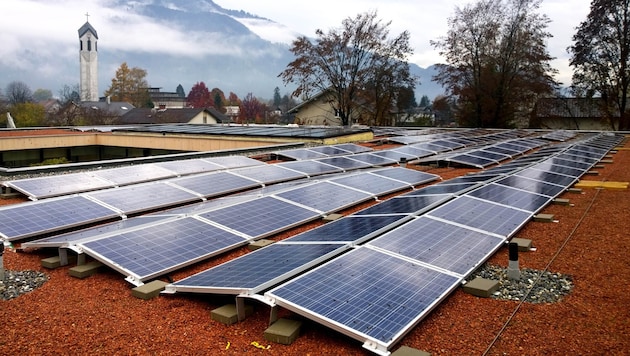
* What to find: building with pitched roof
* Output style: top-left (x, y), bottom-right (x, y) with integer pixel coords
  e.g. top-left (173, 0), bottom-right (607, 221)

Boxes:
top-left (78, 16), bottom-right (99, 102)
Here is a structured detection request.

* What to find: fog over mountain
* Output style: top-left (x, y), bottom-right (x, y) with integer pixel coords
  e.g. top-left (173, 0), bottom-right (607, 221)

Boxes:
top-left (0, 0), bottom-right (444, 101)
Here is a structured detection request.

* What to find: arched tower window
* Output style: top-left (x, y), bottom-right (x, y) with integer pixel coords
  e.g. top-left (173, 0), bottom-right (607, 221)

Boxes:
top-left (87, 39), bottom-right (91, 51)
top-left (80, 40), bottom-right (83, 51)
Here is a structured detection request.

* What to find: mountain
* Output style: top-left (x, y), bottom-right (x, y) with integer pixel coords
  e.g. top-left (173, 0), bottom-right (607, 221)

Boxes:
top-left (2, 0), bottom-right (444, 102)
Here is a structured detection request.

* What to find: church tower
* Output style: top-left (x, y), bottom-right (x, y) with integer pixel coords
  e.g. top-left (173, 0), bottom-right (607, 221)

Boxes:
top-left (78, 14), bottom-right (98, 102)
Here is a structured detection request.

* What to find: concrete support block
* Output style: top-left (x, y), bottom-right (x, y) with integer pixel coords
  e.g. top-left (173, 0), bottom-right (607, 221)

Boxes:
top-left (510, 238), bottom-right (532, 252)
top-left (585, 171), bottom-right (599, 176)
top-left (391, 345), bottom-right (431, 356)
top-left (567, 188), bottom-right (582, 194)
top-left (462, 277), bottom-right (499, 298)
top-left (323, 213), bottom-right (343, 222)
top-left (533, 213), bottom-right (555, 222)
top-left (131, 280), bottom-right (168, 300)
top-left (552, 198), bottom-right (570, 206)
top-left (600, 159), bottom-right (614, 164)
top-left (264, 318), bottom-right (302, 345)
top-left (248, 239), bottom-right (274, 251)
top-left (68, 261), bottom-right (103, 279)
top-left (41, 254), bottom-right (77, 269)
top-left (211, 304), bottom-right (253, 325)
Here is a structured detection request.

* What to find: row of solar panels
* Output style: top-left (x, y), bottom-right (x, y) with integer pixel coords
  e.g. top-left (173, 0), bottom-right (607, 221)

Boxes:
top-left (163, 133), bottom-right (622, 355)
top-left (3, 143), bottom-right (373, 200)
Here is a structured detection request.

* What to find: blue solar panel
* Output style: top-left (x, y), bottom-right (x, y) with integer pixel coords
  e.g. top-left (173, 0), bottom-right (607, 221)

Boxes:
top-left (495, 175), bottom-right (566, 197)
top-left (354, 194), bottom-right (451, 215)
top-left (170, 171), bottom-right (261, 197)
top-left (90, 164), bottom-right (177, 185)
top-left (204, 155), bottom-right (266, 168)
top-left (169, 243), bottom-right (346, 293)
top-left (530, 161), bottom-right (586, 177)
top-left (390, 146), bottom-right (434, 158)
top-left (369, 167), bottom-right (439, 186)
top-left (370, 150), bottom-right (417, 162)
top-left (267, 247), bottom-right (459, 347)
top-left (154, 158), bottom-right (224, 175)
top-left (555, 153), bottom-right (599, 165)
top-left (276, 149), bottom-right (328, 160)
top-left (333, 143), bottom-right (373, 153)
top-left (308, 146), bottom-right (353, 156)
top-left (546, 157), bottom-right (593, 171)
top-left (443, 174), bottom-right (500, 184)
top-left (199, 196), bottom-right (321, 239)
top-left (370, 216), bottom-right (504, 275)
top-left (277, 160), bottom-right (343, 176)
top-left (405, 182), bottom-right (478, 196)
top-left (81, 217), bottom-right (248, 282)
top-left (331, 173), bottom-right (411, 196)
top-left (275, 181), bottom-right (373, 213)
top-left (231, 165), bottom-right (307, 184)
top-left (467, 183), bottom-right (551, 212)
top-left (5, 172), bottom-right (116, 199)
top-left (515, 168), bottom-right (577, 187)
top-left (315, 156), bottom-right (373, 170)
top-left (448, 154), bottom-right (497, 168)
top-left (427, 195), bottom-right (531, 237)
top-left (469, 150), bottom-right (511, 162)
top-left (285, 215), bottom-right (404, 243)
top-left (412, 142), bottom-right (451, 153)
top-left (346, 153), bottom-right (398, 166)
top-left (86, 182), bottom-right (202, 214)
top-left (0, 196), bottom-right (120, 241)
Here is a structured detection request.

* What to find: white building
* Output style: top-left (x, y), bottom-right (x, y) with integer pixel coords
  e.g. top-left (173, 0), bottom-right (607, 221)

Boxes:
top-left (78, 18), bottom-right (99, 102)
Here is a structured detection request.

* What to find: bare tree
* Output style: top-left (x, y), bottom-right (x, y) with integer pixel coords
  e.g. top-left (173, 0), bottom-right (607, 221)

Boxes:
top-left (568, 0), bottom-right (630, 130)
top-left (432, 0), bottom-right (558, 128)
top-left (5, 81), bottom-right (33, 105)
top-left (279, 11), bottom-right (415, 126)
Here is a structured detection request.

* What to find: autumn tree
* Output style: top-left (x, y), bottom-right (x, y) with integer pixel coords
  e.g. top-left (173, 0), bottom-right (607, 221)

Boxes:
top-left (432, 0), bottom-right (558, 128)
top-left (568, 0), bottom-right (630, 130)
top-left (187, 82), bottom-right (212, 108)
top-left (279, 11), bottom-right (416, 126)
top-left (104, 62), bottom-right (151, 107)
top-left (9, 102), bottom-right (46, 127)
top-left (239, 92), bottom-right (265, 123)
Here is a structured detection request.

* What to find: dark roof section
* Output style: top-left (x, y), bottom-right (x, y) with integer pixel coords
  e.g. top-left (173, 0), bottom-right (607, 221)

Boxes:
top-left (113, 123), bottom-right (372, 139)
top-left (535, 97), bottom-right (619, 118)
top-left (120, 108), bottom-right (225, 124)
top-left (79, 101), bottom-right (134, 117)
top-left (78, 21), bottom-right (98, 39)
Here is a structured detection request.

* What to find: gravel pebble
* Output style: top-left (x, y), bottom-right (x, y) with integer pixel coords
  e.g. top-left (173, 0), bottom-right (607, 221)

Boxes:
top-left (0, 269), bottom-right (49, 301)
top-left (468, 264), bottom-right (573, 303)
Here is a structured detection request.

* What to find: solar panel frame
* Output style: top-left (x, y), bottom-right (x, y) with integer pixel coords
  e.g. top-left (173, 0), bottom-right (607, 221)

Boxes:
top-left (276, 160), bottom-right (344, 176)
top-left (467, 183), bottom-right (552, 212)
top-left (204, 155), bottom-right (266, 168)
top-left (405, 182), bottom-right (480, 196)
top-left (307, 145), bottom-right (353, 156)
top-left (369, 167), bottom-right (440, 186)
top-left (89, 164), bottom-right (178, 186)
top-left (346, 153), bottom-right (399, 166)
top-left (168, 171), bottom-right (262, 198)
top-left (447, 154), bottom-right (497, 168)
top-left (230, 164), bottom-right (308, 184)
top-left (515, 168), bottom-right (578, 187)
top-left (370, 150), bottom-right (418, 162)
top-left (353, 194), bottom-right (452, 216)
top-left (315, 156), bottom-right (373, 171)
top-left (274, 181), bottom-right (374, 214)
top-left (332, 143), bottom-right (373, 154)
top-left (494, 175), bottom-right (567, 197)
top-left (331, 173), bottom-right (412, 196)
top-left (4, 172), bottom-right (116, 200)
top-left (154, 158), bottom-right (225, 175)
top-left (284, 215), bottom-right (407, 244)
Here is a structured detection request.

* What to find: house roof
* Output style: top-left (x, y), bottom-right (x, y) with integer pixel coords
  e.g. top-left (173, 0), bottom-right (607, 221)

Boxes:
top-left (78, 21), bottom-right (98, 39)
top-left (287, 89), bottom-right (333, 114)
top-left (78, 101), bottom-right (134, 117)
top-left (535, 97), bottom-right (618, 118)
top-left (120, 108), bottom-right (226, 124)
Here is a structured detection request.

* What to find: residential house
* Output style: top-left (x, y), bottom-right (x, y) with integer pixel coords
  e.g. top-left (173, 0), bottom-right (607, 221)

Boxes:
top-left (532, 97), bottom-right (618, 130)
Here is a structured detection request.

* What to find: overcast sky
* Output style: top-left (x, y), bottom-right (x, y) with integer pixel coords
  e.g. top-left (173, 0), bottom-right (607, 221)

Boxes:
top-left (0, 0), bottom-right (591, 90)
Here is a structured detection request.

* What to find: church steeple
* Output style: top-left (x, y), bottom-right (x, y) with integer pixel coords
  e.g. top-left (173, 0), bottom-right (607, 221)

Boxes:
top-left (79, 14), bottom-right (99, 102)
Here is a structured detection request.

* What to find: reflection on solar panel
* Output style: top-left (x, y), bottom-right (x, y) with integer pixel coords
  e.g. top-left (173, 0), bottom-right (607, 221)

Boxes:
top-left (81, 217), bottom-right (248, 284)
top-left (390, 146), bottom-right (434, 158)
top-left (86, 182), bottom-right (202, 214)
top-left (406, 182), bottom-right (479, 196)
top-left (199, 196), bottom-right (321, 239)
top-left (308, 146), bottom-right (353, 156)
top-left (340, 153), bottom-right (398, 166)
top-left (266, 247), bottom-right (459, 354)
top-left (331, 173), bottom-right (411, 196)
top-left (167, 243), bottom-right (348, 294)
top-left (90, 164), bottom-right (177, 185)
top-left (411, 142), bottom-right (451, 153)
top-left (447, 153), bottom-right (497, 168)
top-left (275, 181), bottom-right (373, 213)
top-left (154, 158), bottom-right (224, 175)
top-left (316, 156), bottom-right (372, 170)
top-left (370, 150), bottom-right (417, 161)
top-left (4, 172), bottom-right (115, 200)
top-left (354, 194), bottom-right (451, 216)
top-left (370, 216), bottom-right (504, 275)
top-left (285, 215), bottom-right (405, 243)
top-left (169, 171), bottom-right (261, 197)
top-left (369, 167), bottom-right (439, 185)
top-left (333, 143), bottom-right (373, 153)
top-left (546, 157), bottom-right (593, 171)
top-left (205, 155), bottom-right (266, 168)
top-left (427, 195), bottom-right (531, 237)
top-left (231, 165), bottom-right (307, 184)
top-left (0, 196), bottom-right (120, 241)
top-left (276, 149), bottom-right (328, 160)
top-left (495, 175), bottom-right (566, 197)
top-left (467, 183), bottom-right (551, 212)
top-left (515, 168), bottom-right (577, 187)
top-left (276, 160), bottom-right (343, 176)
top-left (530, 162), bottom-right (586, 177)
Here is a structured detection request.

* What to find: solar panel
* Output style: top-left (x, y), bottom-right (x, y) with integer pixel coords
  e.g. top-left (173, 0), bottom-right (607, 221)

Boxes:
top-left (412, 142), bottom-right (452, 153)
top-left (274, 181), bottom-right (373, 213)
top-left (495, 175), bottom-right (566, 197)
top-left (515, 168), bottom-right (577, 187)
top-left (0, 196), bottom-right (120, 241)
top-left (204, 155), bottom-right (266, 168)
top-left (555, 153), bottom-right (599, 165)
top-left (354, 194), bottom-right (451, 216)
top-left (443, 174), bottom-right (500, 184)
top-left (427, 195), bottom-right (531, 237)
top-left (390, 146), bottom-right (434, 159)
top-left (266, 247), bottom-right (460, 352)
top-left (546, 157), bottom-right (593, 171)
top-left (198, 196), bottom-right (321, 239)
top-left (169, 171), bottom-right (261, 197)
top-left (315, 156), bottom-right (373, 171)
top-left (467, 183), bottom-right (552, 212)
top-left (530, 161), bottom-right (587, 177)
top-left (4, 172), bottom-right (115, 200)
top-left (447, 154), bottom-right (497, 168)
top-left (90, 164), bottom-right (177, 185)
top-left (276, 160), bottom-right (343, 176)
top-left (370, 150), bottom-right (418, 162)
top-left (333, 143), bottom-right (373, 154)
top-left (405, 182), bottom-right (479, 196)
top-left (483, 146), bottom-right (521, 157)
top-left (285, 215), bottom-right (405, 243)
top-left (80, 216), bottom-right (249, 284)
top-left (276, 148), bottom-right (328, 160)
top-left (469, 150), bottom-right (511, 162)
top-left (331, 172), bottom-right (411, 196)
top-left (369, 167), bottom-right (439, 185)
top-left (85, 182), bottom-right (202, 214)
top-left (307, 146), bottom-right (353, 156)
top-left (369, 216), bottom-right (504, 275)
top-left (154, 158), bottom-right (224, 175)
top-left (430, 140), bottom-right (465, 150)
top-left (231, 164), bottom-right (307, 184)
top-left (167, 243), bottom-right (348, 294)
top-left (347, 153), bottom-right (399, 166)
